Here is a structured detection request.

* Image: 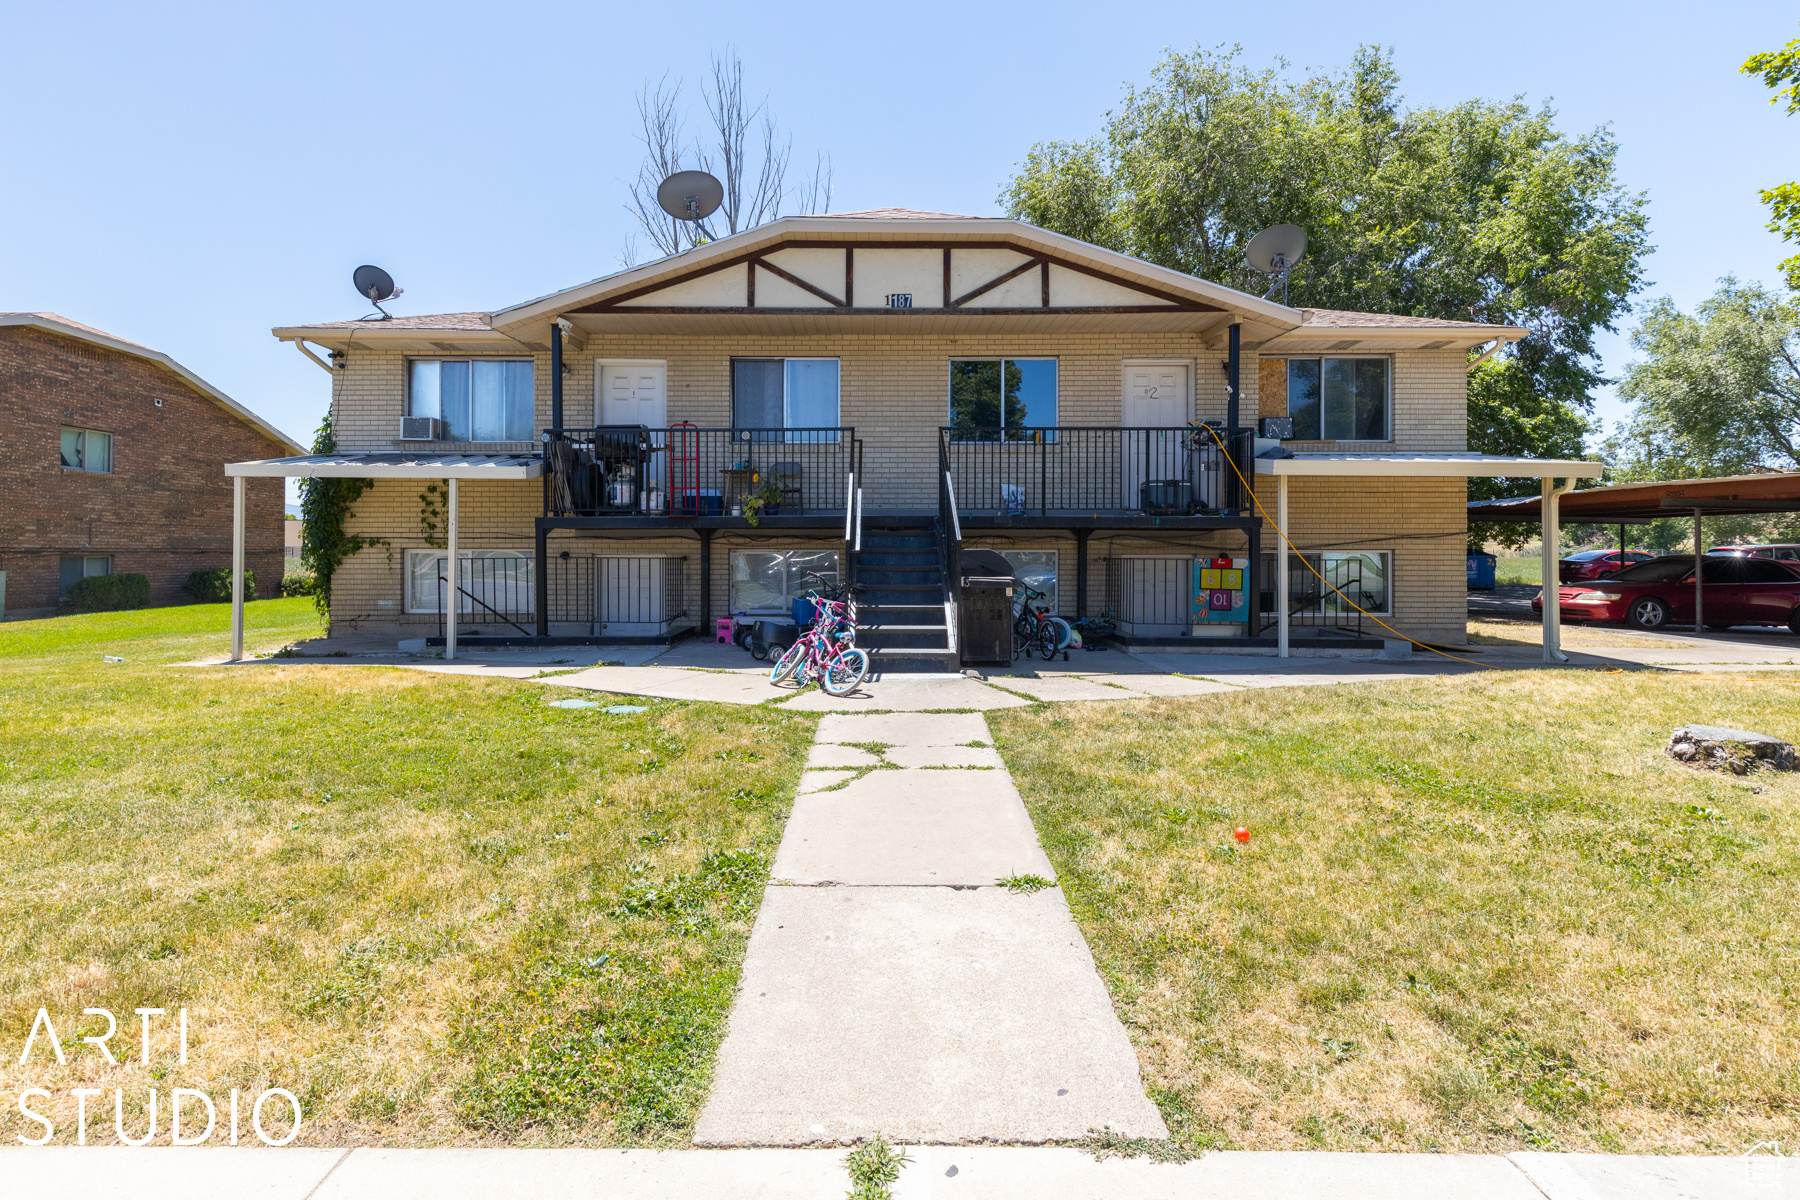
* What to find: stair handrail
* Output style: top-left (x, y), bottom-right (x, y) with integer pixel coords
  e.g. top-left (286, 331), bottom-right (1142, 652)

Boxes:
top-left (938, 428), bottom-right (963, 657)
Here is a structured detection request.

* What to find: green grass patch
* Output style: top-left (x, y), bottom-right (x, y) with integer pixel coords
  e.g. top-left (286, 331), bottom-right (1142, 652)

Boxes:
top-left (992, 672), bottom-right (1800, 1155)
top-left (0, 606), bottom-right (813, 1146)
top-left (0, 596), bottom-right (322, 657)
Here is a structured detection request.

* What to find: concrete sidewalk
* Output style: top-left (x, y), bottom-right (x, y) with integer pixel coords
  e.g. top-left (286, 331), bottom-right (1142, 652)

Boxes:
top-left (693, 710), bottom-right (1166, 1147)
top-left (6, 1146), bottom-right (1791, 1198)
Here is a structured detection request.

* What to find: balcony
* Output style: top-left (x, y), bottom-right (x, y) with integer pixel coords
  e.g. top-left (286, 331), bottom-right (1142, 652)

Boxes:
top-left (938, 425), bottom-right (1257, 520)
top-left (543, 426), bottom-right (862, 521)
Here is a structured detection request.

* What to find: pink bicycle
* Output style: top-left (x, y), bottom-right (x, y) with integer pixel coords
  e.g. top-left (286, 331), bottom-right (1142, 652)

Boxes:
top-left (768, 578), bottom-right (870, 696)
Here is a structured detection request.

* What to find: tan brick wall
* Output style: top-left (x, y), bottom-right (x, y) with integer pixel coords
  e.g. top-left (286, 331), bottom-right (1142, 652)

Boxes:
top-left (0, 324), bottom-right (287, 616)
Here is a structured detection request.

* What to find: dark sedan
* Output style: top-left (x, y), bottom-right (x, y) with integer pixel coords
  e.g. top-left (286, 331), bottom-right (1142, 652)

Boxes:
top-left (1558, 548), bottom-right (1656, 583)
top-left (1533, 554), bottom-right (1800, 632)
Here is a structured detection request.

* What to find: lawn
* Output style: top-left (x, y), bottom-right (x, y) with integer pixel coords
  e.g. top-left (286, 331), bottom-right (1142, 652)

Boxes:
top-left (0, 602), bottom-right (812, 1146)
top-left (1465, 618), bottom-right (1693, 650)
top-left (991, 671), bottom-right (1800, 1155)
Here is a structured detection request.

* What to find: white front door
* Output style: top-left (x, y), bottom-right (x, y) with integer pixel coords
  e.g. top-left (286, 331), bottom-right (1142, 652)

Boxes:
top-left (1121, 363), bottom-right (1191, 510)
top-left (596, 361), bottom-right (667, 427)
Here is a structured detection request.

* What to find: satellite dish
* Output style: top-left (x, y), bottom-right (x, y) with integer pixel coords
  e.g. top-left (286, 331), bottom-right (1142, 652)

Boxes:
top-left (1245, 225), bottom-right (1307, 305)
top-left (352, 265), bottom-right (403, 320)
top-left (656, 170), bottom-right (724, 223)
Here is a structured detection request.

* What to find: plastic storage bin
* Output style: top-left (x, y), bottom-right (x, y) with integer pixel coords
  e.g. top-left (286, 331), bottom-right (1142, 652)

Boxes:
top-left (1467, 553), bottom-right (1496, 590)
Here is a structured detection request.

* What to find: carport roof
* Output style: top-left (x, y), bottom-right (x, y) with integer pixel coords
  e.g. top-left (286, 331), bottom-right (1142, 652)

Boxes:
top-left (1469, 471), bottom-right (1800, 523)
top-left (225, 452), bottom-right (543, 480)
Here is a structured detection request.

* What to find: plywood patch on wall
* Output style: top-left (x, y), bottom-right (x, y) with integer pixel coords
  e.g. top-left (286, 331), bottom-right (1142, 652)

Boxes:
top-left (1258, 356), bottom-right (1287, 418)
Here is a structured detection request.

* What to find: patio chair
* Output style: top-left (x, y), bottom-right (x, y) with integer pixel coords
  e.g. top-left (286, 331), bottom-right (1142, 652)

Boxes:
top-left (774, 461), bottom-right (804, 515)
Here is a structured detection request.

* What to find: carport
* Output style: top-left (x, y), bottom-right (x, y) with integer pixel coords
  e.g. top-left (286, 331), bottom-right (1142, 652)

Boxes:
top-left (1468, 470), bottom-right (1800, 636)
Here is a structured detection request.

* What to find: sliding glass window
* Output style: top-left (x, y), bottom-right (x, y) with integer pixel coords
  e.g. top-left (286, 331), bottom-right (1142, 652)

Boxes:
top-left (948, 359), bottom-right (1057, 441)
top-left (730, 359), bottom-right (840, 442)
top-left (409, 359), bottom-right (535, 442)
top-left (1286, 357), bottom-right (1388, 441)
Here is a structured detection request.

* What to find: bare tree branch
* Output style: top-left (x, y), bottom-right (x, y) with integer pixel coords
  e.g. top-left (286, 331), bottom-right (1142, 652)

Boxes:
top-left (624, 74), bottom-right (688, 262)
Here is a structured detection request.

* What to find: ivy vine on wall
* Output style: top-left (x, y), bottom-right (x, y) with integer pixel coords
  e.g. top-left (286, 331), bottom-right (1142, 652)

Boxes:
top-left (298, 415), bottom-right (388, 615)
top-left (418, 480), bottom-right (450, 548)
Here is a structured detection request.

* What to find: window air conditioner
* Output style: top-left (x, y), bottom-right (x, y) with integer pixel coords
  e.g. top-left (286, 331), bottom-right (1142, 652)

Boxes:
top-left (400, 416), bottom-right (444, 441)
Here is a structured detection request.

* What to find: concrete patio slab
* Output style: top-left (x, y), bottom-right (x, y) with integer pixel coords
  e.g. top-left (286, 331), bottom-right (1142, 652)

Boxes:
top-left (806, 743), bottom-right (881, 768)
top-left (777, 676), bottom-right (1030, 712)
top-left (986, 675), bottom-right (1149, 702)
top-left (815, 712), bottom-right (991, 746)
top-left (315, 1147), bottom-right (847, 1199)
top-left (1080, 673), bottom-right (1245, 697)
top-left (796, 769), bottom-right (858, 795)
top-left (881, 745), bottom-right (1006, 768)
top-left (692, 886), bottom-right (1167, 1147)
top-left (1510, 1151), bottom-right (1798, 1200)
top-left (773, 768), bottom-right (1052, 885)
top-left (540, 667), bottom-right (778, 705)
top-left (2, 1147), bottom-right (348, 1199)
top-left (648, 641), bottom-right (774, 671)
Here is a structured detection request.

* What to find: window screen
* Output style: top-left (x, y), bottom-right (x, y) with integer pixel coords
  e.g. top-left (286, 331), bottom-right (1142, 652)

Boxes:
top-left (410, 360), bottom-right (534, 442)
top-left (60, 427), bottom-right (112, 472)
top-left (1286, 358), bottom-right (1388, 440)
top-left (731, 359), bottom-right (840, 441)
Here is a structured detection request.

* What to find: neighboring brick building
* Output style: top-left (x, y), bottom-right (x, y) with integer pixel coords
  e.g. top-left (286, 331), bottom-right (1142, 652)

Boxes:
top-left (0, 313), bottom-right (301, 618)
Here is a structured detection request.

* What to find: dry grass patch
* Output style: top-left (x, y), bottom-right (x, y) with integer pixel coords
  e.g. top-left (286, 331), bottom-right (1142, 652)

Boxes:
top-left (1466, 618), bottom-right (1691, 650)
top-left (991, 670), bottom-right (1800, 1154)
top-left (0, 604), bottom-right (811, 1146)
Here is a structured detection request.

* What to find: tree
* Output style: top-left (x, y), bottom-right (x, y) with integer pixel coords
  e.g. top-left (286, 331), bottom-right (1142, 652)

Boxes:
top-left (625, 53), bottom-right (832, 262)
top-left (1001, 46), bottom-right (1650, 547)
top-left (1743, 31), bottom-right (1800, 290)
top-left (1608, 279), bottom-right (1800, 547)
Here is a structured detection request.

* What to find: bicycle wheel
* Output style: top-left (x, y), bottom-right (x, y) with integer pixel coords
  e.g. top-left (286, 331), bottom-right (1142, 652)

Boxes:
top-left (1046, 616), bottom-right (1072, 649)
top-left (1035, 622), bottom-right (1060, 661)
top-left (821, 647), bottom-right (870, 696)
top-left (769, 640), bottom-right (807, 684)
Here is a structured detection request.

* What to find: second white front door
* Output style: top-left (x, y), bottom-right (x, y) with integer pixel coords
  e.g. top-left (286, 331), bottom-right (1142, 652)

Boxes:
top-left (596, 360), bottom-right (668, 427)
top-left (1121, 362), bottom-right (1192, 509)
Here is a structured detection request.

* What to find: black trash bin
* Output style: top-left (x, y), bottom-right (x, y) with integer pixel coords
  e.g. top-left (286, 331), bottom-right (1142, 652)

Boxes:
top-left (957, 549), bottom-right (1017, 667)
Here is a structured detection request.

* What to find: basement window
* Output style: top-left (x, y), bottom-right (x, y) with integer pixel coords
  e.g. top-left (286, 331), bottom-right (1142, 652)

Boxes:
top-left (60, 427), bottom-right (113, 472)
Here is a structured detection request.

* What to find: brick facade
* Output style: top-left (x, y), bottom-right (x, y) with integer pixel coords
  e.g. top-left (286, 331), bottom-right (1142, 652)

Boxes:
top-left (320, 334), bottom-right (1470, 644)
top-left (0, 324), bottom-right (289, 617)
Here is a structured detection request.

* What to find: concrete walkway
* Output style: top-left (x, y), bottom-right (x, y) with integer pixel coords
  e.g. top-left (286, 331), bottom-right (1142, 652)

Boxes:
top-left (692, 711), bottom-right (1167, 1147)
top-left (7, 1145), bottom-right (1791, 1198)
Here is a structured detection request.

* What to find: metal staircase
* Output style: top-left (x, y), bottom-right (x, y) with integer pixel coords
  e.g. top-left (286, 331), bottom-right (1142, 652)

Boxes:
top-left (852, 522), bottom-right (959, 671)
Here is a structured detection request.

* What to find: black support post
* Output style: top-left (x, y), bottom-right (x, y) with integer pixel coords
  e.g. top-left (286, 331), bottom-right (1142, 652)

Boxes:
top-left (534, 521), bottom-right (549, 636)
top-left (1245, 524), bottom-right (1262, 640)
top-left (550, 321), bottom-right (564, 431)
top-left (1075, 529), bottom-right (1091, 618)
top-left (1227, 322), bottom-right (1241, 432)
top-left (699, 529), bottom-right (714, 633)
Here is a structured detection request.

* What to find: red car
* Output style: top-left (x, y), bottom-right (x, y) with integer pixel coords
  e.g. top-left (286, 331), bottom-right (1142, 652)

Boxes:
top-left (1534, 554), bottom-right (1800, 633)
top-left (1558, 549), bottom-right (1656, 583)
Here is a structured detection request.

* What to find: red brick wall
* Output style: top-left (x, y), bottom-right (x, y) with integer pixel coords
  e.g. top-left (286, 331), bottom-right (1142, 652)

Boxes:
top-left (0, 324), bottom-right (290, 617)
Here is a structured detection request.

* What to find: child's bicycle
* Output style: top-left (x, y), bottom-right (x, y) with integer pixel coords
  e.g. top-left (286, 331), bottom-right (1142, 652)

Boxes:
top-left (768, 576), bottom-right (870, 696)
top-left (1012, 584), bottom-right (1072, 661)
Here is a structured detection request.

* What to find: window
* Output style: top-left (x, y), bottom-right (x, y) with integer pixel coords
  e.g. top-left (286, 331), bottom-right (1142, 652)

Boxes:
top-left (405, 549), bottom-right (534, 613)
top-left (409, 360), bottom-right (534, 442)
top-left (1285, 357), bottom-right (1388, 441)
top-left (974, 549), bottom-right (1058, 611)
top-left (60, 427), bottom-right (113, 472)
top-left (1285, 550), bottom-right (1390, 615)
top-left (730, 359), bottom-right (840, 441)
top-left (729, 550), bottom-right (841, 615)
top-left (59, 555), bottom-right (113, 597)
top-left (949, 359), bottom-right (1058, 439)
top-left (1741, 559), bottom-right (1797, 583)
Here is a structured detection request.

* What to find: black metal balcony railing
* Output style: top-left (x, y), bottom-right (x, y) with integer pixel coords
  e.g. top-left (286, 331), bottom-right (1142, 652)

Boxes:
top-left (543, 426), bottom-right (862, 518)
top-left (938, 425), bottom-right (1256, 517)
top-left (436, 553), bottom-right (690, 638)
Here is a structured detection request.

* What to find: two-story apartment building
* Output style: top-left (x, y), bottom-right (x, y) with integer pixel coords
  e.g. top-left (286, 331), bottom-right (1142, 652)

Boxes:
top-left (229, 210), bottom-right (1596, 664)
top-left (2, 312), bottom-right (298, 618)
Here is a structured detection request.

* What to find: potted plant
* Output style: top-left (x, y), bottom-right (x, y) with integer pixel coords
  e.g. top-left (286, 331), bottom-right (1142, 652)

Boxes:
top-left (742, 474), bottom-right (783, 526)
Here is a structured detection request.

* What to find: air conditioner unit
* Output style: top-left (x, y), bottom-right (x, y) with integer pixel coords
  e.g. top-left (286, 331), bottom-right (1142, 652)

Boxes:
top-left (400, 416), bottom-right (443, 441)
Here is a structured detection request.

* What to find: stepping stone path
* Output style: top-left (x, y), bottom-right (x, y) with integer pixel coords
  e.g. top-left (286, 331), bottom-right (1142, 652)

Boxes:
top-left (693, 712), bottom-right (1168, 1147)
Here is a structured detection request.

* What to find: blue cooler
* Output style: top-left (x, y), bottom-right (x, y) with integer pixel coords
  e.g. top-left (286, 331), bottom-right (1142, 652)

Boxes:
top-left (792, 597), bottom-right (817, 628)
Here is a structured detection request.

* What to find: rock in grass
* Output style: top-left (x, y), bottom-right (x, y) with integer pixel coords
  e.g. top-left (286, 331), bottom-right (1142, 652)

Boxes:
top-left (1666, 725), bottom-right (1797, 774)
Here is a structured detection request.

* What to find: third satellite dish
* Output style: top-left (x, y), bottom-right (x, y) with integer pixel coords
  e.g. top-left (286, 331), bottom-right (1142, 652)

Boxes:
top-left (656, 170), bottom-right (724, 223)
top-left (353, 265), bottom-right (402, 320)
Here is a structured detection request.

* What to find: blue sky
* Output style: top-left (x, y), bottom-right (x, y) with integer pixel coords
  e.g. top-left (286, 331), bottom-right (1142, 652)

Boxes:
top-left (3, 1), bottom-right (1795, 503)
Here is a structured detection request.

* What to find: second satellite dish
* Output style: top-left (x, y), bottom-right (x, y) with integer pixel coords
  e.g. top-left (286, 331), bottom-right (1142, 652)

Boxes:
top-left (353, 265), bottom-right (403, 320)
top-left (1245, 225), bottom-right (1307, 304)
top-left (657, 170), bottom-right (724, 223)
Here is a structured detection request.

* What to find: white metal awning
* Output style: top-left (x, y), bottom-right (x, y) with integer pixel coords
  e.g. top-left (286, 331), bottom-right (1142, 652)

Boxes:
top-left (1254, 452), bottom-right (1603, 479)
top-left (225, 452), bottom-right (544, 480)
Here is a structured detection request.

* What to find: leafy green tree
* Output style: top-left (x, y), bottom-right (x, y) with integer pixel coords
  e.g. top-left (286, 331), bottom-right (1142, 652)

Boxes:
top-left (1002, 46), bottom-right (1650, 547)
top-left (1743, 31), bottom-right (1800, 289)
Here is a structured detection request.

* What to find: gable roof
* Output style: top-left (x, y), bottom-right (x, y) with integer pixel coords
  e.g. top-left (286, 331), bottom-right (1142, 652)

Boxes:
top-left (269, 212), bottom-right (1525, 353)
top-left (2, 312), bottom-right (303, 453)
